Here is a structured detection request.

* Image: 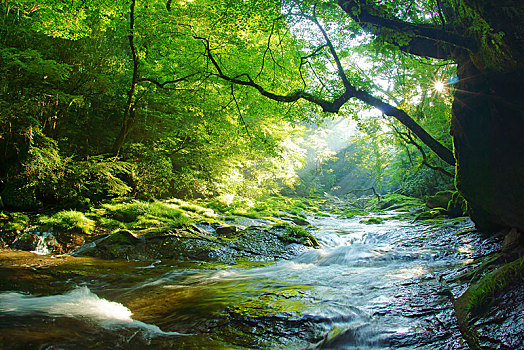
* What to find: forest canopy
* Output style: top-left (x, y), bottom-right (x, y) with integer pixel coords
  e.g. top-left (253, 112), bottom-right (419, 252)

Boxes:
top-left (2, 0), bottom-right (522, 232)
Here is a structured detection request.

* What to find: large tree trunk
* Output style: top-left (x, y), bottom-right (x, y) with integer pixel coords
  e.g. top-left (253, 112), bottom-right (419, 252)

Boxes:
top-left (339, 0), bottom-right (524, 231)
top-left (453, 60), bottom-right (524, 231)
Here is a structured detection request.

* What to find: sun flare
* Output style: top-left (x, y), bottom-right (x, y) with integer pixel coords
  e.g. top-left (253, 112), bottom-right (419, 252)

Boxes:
top-left (434, 80), bottom-right (445, 93)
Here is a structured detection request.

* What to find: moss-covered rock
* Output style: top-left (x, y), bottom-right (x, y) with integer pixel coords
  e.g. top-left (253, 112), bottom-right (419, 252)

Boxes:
top-left (426, 191), bottom-right (454, 210)
top-left (453, 256), bottom-right (524, 350)
top-left (359, 217), bottom-right (384, 224)
top-left (341, 207), bottom-right (369, 218)
top-left (371, 193), bottom-right (424, 212)
top-left (277, 223), bottom-right (319, 247)
top-left (426, 191), bottom-right (468, 218)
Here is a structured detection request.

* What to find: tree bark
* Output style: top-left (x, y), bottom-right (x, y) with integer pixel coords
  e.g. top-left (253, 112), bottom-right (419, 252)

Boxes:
top-left (112, 0), bottom-right (139, 157)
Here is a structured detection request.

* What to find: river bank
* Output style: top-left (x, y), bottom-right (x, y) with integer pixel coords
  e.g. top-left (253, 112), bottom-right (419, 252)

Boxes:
top-left (0, 195), bottom-right (523, 349)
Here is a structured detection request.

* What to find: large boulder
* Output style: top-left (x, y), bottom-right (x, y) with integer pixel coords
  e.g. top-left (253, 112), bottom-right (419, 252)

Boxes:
top-left (74, 225), bottom-right (313, 262)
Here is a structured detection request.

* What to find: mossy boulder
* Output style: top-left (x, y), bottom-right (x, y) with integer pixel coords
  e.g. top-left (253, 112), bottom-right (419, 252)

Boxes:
top-left (276, 224), bottom-right (319, 247)
top-left (107, 229), bottom-right (141, 244)
top-left (359, 217), bottom-right (384, 224)
top-left (426, 191), bottom-right (454, 210)
top-left (413, 209), bottom-right (443, 221)
top-left (426, 191), bottom-right (468, 218)
top-left (372, 194), bottom-right (423, 211)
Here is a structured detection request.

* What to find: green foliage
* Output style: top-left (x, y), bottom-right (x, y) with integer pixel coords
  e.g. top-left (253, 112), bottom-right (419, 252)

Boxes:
top-left (39, 210), bottom-right (95, 234)
top-left (0, 212), bottom-right (30, 232)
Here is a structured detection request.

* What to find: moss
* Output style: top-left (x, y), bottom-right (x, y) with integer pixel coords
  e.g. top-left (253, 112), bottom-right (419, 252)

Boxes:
top-left (359, 217), bottom-right (384, 224)
top-left (413, 209), bottom-right (443, 221)
top-left (342, 208), bottom-right (369, 218)
top-left (107, 229), bottom-right (140, 244)
top-left (461, 256), bottom-right (524, 313)
top-left (96, 217), bottom-right (127, 230)
top-left (39, 210), bottom-right (95, 234)
top-left (102, 200), bottom-right (192, 228)
top-left (453, 256), bottom-right (524, 350)
top-left (278, 223), bottom-right (319, 247)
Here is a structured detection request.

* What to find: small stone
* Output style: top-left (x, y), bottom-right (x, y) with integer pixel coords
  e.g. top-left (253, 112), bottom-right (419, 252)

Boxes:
top-left (216, 225), bottom-right (238, 235)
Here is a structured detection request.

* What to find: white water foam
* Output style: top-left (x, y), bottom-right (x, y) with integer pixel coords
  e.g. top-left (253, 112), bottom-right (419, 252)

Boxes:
top-left (30, 232), bottom-right (53, 255)
top-left (0, 286), bottom-right (185, 337)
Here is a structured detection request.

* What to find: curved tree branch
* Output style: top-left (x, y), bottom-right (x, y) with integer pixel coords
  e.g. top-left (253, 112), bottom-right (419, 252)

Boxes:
top-left (337, 0), bottom-right (476, 59)
top-left (393, 125), bottom-right (454, 177)
top-left (193, 21), bottom-right (456, 166)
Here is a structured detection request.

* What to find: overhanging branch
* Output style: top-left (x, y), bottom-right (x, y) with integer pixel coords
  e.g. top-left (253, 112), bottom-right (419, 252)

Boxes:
top-left (337, 0), bottom-right (475, 59)
top-left (193, 20), bottom-right (455, 166)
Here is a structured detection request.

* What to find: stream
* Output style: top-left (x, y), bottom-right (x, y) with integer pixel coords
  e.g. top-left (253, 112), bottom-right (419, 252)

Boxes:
top-left (0, 212), bottom-right (482, 349)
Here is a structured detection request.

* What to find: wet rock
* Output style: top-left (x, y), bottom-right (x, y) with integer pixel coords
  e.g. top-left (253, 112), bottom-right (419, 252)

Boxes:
top-left (215, 225), bottom-right (238, 236)
top-left (426, 191), bottom-right (454, 210)
top-left (74, 225), bottom-right (311, 262)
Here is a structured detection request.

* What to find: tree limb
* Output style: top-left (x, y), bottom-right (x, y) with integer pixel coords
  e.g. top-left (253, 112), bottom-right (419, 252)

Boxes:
top-left (137, 73), bottom-right (199, 88)
top-left (193, 21), bottom-right (456, 166)
top-left (112, 0), bottom-right (139, 157)
top-left (393, 124), bottom-right (454, 177)
top-left (337, 0), bottom-right (475, 59)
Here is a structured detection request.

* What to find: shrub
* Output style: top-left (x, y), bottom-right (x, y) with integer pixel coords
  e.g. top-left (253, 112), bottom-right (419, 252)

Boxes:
top-left (39, 210), bottom-right (95, 234)
top-left (0, 212), bottom-right (30, 231)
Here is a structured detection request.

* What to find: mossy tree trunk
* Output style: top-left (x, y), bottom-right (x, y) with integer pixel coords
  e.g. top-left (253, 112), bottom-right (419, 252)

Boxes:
top-left (339, 0), bottom-right (524, 231)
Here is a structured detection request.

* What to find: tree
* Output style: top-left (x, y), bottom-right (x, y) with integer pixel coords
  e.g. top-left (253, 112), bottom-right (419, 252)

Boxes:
top-left (339, 0), bottom-right (524, 231)
top-left (201, 0), bottom-right (524, 231)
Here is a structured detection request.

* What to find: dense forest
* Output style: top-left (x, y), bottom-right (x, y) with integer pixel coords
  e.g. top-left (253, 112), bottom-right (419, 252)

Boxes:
top-left (0, 0), bottom-right (523, 349)
top-left (0, 0), bottom-right (458, 208)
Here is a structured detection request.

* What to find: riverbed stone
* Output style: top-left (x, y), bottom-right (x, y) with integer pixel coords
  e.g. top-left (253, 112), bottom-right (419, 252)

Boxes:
top-left (73, 225), bottom-right (310, 262)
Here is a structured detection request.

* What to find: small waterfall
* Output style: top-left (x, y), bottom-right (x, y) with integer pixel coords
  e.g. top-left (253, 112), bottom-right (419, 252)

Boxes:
top-left (30, 232), bottom-right (53, 255)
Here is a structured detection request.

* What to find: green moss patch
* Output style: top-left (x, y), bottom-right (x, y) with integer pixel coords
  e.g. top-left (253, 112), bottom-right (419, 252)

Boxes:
top-left (359, 217), bottom-right (384, 224)
top-left (342, 208), bottom-right (369, 218)
top-left (39, 210), bottom-right (95, 234)
top-left (276, 223), bottom-right (319, 247)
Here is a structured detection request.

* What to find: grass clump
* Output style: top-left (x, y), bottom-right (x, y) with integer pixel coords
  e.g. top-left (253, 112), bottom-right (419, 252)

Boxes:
top-left (0, 212), bottom-right (29, 231)
top-left (39, 210), bottom-right (95, 234)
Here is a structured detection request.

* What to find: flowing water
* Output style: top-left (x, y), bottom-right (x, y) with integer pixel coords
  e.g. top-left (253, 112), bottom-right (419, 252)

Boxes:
top-left (0, 213), bottom-right (479, 349)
